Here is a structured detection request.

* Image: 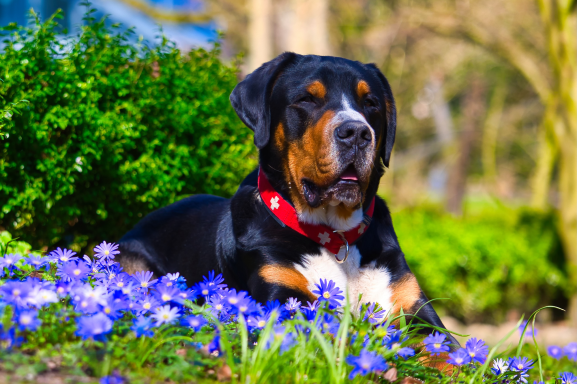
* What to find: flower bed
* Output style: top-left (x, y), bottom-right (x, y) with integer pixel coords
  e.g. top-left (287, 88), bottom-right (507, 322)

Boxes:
top-left (0, 234), bottom-right (575, 383)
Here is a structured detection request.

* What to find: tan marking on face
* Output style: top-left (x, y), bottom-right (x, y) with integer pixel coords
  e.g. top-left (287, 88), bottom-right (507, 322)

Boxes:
top-left (307, 80), bottom-right (327, 99)
top-left (259, 265), bottom-right (316, 300)
top-left (285, 110), bottom-right (336, 213)
top-left (274, 123), bottom-right (286, 152)
top-left (390, 273), bottom-right (421, 314)
top-left (357, 80), bottom-right (371, 98)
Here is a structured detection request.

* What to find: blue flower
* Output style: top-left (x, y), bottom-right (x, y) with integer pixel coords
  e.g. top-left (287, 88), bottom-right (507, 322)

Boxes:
top-left (202, 271), bottom-right (227, 289)
top-left (151, 305), bottom-right (180, 326)
top-left (263, 300), bottom-right (289, 321)
top-left (362, 302), bottom-right (386, 324)
top-left (132, 271), bottom-right (158, 290)
top-left (135, 295), bottom-right (160, 315)
top-left (76, 313), bottom-right (113, 341)
top-left (397, 347), bottom-right (415, 359)
top-left (346, 349), bottom-right (388, 379)
top-left (16, 309), bottom-right (42, 331)
top-left (465, 337), bottom-right (488, 364)
top-left (383, 329), bottom-right (404, 349)
top-left (317, 313), bottom-right (340, 336)
top-left (263, 325), bottom-right (296, 354)
top-left (491, 358), bottom-right (509, 375)
top-left (102, 298), bottom-right (129, 320)
top-left (508, 356), bottom-right (534, 383)
top-left (312, 279), bottom-right (344, 309)
top-left (194, 281), bottom-right (219, 298)
top-left (181, 315), bottom-right (207, 332)
top-left (547, 345), bottom-right (563, 359)
top-left (246, 314), bottom-right (270, 331)
top-left (93, 241), bottom-right (120, 265)
top-left (0, 326), bottom-right (23, 350)
top-left (565, 342), bottom-right (577, 361)
top-left (0, 253), bottom-right (22, 275)
top-left (208, 334), bottom-right (221, 355)
top-left (301, 300), bottom-right (320, 322)
top-left (154, 285), bottom-right (185, 305)
top-left (423, 332), bottom-right (451, 356)
top-left (518, 320), bottom-right (537, 338)
top-left (57, 260), bottom-right (91, 282)
top-left (23, 255), bottom-right (48, 269)
top-left (285, 297), bottom-right (301, 314)
top-left (559, 372), bottom-right (577, 384)
top-left (100, 370), bottom-right (126, 384)
top-left (131, 316), bottom-right (154, 338)
top-left (0, 280), bottom-right (32, 308)
top-left (48, 247), bottom-right (78, 263)
top-left (108, 273), bottom-right (132, 291)
top-left (447, 348), bottom-right (471, 366)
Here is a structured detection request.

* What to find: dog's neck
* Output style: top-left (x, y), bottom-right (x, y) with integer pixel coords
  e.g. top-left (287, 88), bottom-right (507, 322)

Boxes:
top-left (298, 205), bottom-right (364, 231)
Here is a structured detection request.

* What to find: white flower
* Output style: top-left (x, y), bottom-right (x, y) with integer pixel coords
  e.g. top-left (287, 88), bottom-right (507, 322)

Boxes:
top-left (151, 305), bottom-right (180, 326)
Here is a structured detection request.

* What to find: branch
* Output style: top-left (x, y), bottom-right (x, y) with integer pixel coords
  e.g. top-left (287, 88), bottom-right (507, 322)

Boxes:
top-left (412, 9), bottom-right (552, 103)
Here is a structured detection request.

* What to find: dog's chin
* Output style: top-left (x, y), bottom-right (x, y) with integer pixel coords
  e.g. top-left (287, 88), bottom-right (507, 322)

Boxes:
top-left (302, 179), bottom-right (362, 209)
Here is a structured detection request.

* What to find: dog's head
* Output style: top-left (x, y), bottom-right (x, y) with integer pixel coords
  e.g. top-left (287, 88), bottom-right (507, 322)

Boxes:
top-left (231, 53), bottom-right (396, 229)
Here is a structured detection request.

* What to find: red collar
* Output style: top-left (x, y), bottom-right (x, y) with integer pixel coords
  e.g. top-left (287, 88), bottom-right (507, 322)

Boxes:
top-left (257, 168), bottom-right (375, 257)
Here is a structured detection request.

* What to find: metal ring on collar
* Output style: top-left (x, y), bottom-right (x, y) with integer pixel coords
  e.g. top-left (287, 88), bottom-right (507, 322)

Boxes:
top-left (333, 230), bottom-right (349, 264)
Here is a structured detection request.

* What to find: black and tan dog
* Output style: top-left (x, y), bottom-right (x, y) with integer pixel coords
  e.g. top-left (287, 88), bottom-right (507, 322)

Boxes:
top-left (117, 52), bottom-right (455, 341)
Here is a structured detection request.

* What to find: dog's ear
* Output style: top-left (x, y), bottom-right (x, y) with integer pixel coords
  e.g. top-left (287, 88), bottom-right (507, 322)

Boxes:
top-left (365, 63), bottom-right (396, 168)
top-left (230, 52), bottom-right (298, 149)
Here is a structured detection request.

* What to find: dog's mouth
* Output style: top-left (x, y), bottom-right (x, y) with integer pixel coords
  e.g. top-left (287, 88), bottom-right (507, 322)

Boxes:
top-left (301, 165), bottom-right (362, 208)
top-left (338, 165), bottom-right (359, 184)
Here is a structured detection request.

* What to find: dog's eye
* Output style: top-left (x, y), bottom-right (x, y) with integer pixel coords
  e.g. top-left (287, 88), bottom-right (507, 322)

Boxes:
top-left (364, 98), bottom-right (377, 108)
top-left (297, 95), bottom-right (315, 104)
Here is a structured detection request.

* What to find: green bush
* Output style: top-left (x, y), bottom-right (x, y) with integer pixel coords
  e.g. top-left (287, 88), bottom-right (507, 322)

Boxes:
top-left (0, 11), bottom-right (257, 251)
top-left (392, 203), bottom-right (568, 324)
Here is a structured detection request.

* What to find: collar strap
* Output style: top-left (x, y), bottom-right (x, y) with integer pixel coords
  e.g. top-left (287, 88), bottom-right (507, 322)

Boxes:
top-left (257, 168), bottom-right (375, 257)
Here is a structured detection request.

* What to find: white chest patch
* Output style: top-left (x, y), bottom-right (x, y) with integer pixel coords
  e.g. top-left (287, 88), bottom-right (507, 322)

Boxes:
top-left (294, 246), bottom-right (393, 316)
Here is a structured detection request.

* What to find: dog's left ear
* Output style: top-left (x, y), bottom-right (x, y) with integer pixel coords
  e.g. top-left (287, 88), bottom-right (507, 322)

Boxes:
top-left (230, 52), bottom-right (299, 149)
top-left (365, 63), bottom-right (396, 168)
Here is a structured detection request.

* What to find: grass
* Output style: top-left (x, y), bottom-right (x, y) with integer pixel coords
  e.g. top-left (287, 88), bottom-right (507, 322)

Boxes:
top-left (0, 236), bottom-right (576, 383)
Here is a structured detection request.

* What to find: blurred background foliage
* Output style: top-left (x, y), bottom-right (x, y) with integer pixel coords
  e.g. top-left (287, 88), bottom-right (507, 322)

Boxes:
top-left (0, 0), bottom-right (576, 325)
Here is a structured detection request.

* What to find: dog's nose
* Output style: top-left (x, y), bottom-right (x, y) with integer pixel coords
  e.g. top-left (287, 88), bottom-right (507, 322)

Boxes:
top-left (335, 121), bottom-right (372, 149)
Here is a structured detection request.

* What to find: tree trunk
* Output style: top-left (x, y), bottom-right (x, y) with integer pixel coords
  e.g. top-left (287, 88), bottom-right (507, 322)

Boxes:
top-left (482, 85), bottom-right (506, 188)
top-left (248, 0), bottom-right (273, 72)
top-left (538, 0), bottom-right (577, 325)
top-left (445, 78), bottom-right (485, 215)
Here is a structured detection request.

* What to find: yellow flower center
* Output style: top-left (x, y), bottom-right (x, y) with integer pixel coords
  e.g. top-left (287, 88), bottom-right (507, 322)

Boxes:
top-left (141, 282), bottom-right (148, 287)
top-left (162, 314), bottom-right (169, 320)
top-left (20, 315), bottom-right (31, 324)
top-left (161, 294), bottom-right (170, 301)
top-left (118, 282), bottom-right (124, 287)
top-left (323, 292), bottom-right (330, 299)
top-left (258, 320), bottom-right (266, 327)
top-left (74, 269), bottom-right (81, 275)
top-left (202, 289), bottom-right (209, 295)
top-left (229, 298), bottom-right (238, 304)
top-left (105, 250), bottom-right (109, 255)
top-left (143, 303), bottom-right (151, 309)
top-left (13, 289), bottom-right (21, 296)
top-left (104, 308), bottom-right (111, 314)
top-left (434, 343), bottom-right (441, 349)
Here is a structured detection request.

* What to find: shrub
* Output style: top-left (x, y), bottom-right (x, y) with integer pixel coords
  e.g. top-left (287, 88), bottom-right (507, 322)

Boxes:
top-left (0, 10), bottom-right (257, 252)
top-left (392, 203), bottom-right (568, 323)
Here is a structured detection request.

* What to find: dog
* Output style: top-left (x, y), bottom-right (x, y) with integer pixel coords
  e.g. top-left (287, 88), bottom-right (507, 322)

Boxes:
top-left (117, 52), bottom-right (456, 343)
